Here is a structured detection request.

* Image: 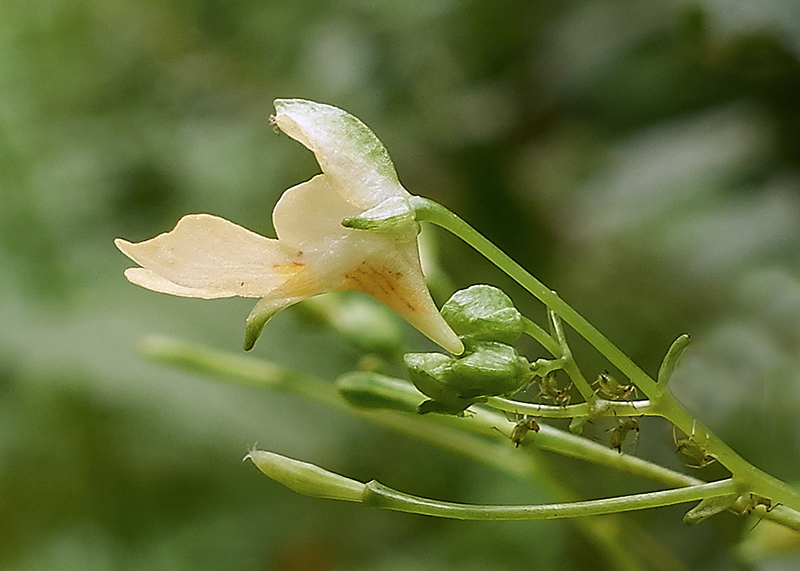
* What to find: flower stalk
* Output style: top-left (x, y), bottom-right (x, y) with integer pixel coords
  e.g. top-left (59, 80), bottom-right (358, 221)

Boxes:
top-left (409, 195), bottom-right (656, 395)
top-left (362, 478), bottom-right (738, 520)
top-left (246, 448), bottom-right (739, 521)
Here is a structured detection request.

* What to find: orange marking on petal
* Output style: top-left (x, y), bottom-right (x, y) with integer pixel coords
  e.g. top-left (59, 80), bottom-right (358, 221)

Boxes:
top-left (342, 263), bottom-right (416, 312)
top-left (271, 261), bottom-right (307, 274)
top-left (270, 261), bottom-right (325, 300)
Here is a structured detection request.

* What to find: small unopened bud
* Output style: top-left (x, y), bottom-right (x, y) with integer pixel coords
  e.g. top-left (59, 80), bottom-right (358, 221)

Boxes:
top-left (405, 352), bottom-right (474, 414)
top-left (657, 334), bottom-right (691, 385)
top-left (246, 449), bottom-right (365, 502)
top-left (404, 341), bottom-right (533, 415)
top-left (569, 415), bottom-right (590, 435)
top-left (441, 285), bottom-right (524, 344)
top-left (683, 494), bottom-right (738, 525)
top-left (448, 341), bottom-right (533, 397)
top-left (336, 371), bottom-right (421, 413)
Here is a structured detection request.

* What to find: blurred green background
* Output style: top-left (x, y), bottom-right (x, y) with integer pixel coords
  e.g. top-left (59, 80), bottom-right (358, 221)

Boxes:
top-left (2, 0), bottom-right (800, 569)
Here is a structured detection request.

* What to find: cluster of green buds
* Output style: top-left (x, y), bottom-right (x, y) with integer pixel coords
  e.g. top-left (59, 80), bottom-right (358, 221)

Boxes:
top-left (405, 285), bottom-right (534, 415)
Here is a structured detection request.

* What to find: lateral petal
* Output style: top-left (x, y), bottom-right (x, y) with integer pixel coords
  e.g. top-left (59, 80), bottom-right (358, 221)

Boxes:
top-left (272, 175), bottom-right (357, 246)
top-left (115, 214), bottom-right (299, 299)
top-left (122, 267), bottom-right (225, 298)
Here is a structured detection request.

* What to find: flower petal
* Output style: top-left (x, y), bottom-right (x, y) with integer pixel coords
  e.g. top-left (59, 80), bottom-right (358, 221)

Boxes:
top-left (271, 173), bottom-right (461, 353)
top-left (123, 267), bottom-right (219, 297)
top-left (115, 214), bottom-right (300, 299)
top-left (272, 99), bottom-right (409, 209)
top-left (340, 242), bottom-right (464, 355)
top-left (273, 174), bottom-right (357, 246)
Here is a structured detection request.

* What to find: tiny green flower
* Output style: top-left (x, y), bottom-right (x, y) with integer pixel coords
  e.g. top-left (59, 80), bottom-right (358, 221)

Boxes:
top-left (115, 99), bottom-right (463, 354)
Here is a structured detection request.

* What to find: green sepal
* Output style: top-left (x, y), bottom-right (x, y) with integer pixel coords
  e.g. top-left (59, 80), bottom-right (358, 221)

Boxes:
top-left (417, 397), bottom-right (477, 416)
top-left (683, 494), bottom-right (738, 525)
top-left (441, 285), bottom-right (524, 344)
top-left (657, 334), bottom-right (691, 385)
top-left (342, 196), bottom-right (420, 239)
top-left (244, 298), bottom-right (290, 350)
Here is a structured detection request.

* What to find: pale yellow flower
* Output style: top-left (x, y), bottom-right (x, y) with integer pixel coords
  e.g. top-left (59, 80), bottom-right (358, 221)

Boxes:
top-left (115, 99), bottom-right (463, 354)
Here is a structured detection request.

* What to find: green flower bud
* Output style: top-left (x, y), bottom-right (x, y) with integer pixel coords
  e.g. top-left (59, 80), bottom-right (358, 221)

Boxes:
top-left (404, 352), bottom-right (471, 414)
top-left (448, 341), bottom-right (533, 398)
top-left (335, 371), bottom-right (421, 413)
top-left (569, 415), bottom-right (590, 435)
top-left (441, 285), bottom-right (524, 344)
top-left (246, 449), bottom-right (365, 501)
top-left (404, 341), bottom-right (533, 415)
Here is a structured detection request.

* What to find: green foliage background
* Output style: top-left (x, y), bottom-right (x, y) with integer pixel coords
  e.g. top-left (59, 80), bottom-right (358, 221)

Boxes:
top-left (2, 0), bottom-right (800, 569)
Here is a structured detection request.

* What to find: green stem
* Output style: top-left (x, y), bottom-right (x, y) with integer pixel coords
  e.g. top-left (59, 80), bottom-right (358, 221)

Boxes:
top-left (411, 196), bottom-right (657, 396)
top-left (522, 317), bottom-right (560, 356)
top-left (363, 479), bottom-right (736, 520)
top-left (471, 404), bottom-right (701, 488)
top-left (140, 335), bottom-right (647, 568)
top-left (654, 395), bottom-right (800, 513)
top-left (141, 335), bottom-right (683, 485)
top-left (486, 396), bottom-right (652, 419)
top-left (336, 369), bottom-right (696, 488)
top-left (142, 336), bottom-right (800, 537)
top-left (547, 309), bottom-right (596, 401)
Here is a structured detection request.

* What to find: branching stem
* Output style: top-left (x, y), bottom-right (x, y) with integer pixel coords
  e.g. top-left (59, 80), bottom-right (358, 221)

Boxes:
top-left (412, 196), bottom-right (800, 516)
top-left (411, 196), bottom-right (657, 396)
